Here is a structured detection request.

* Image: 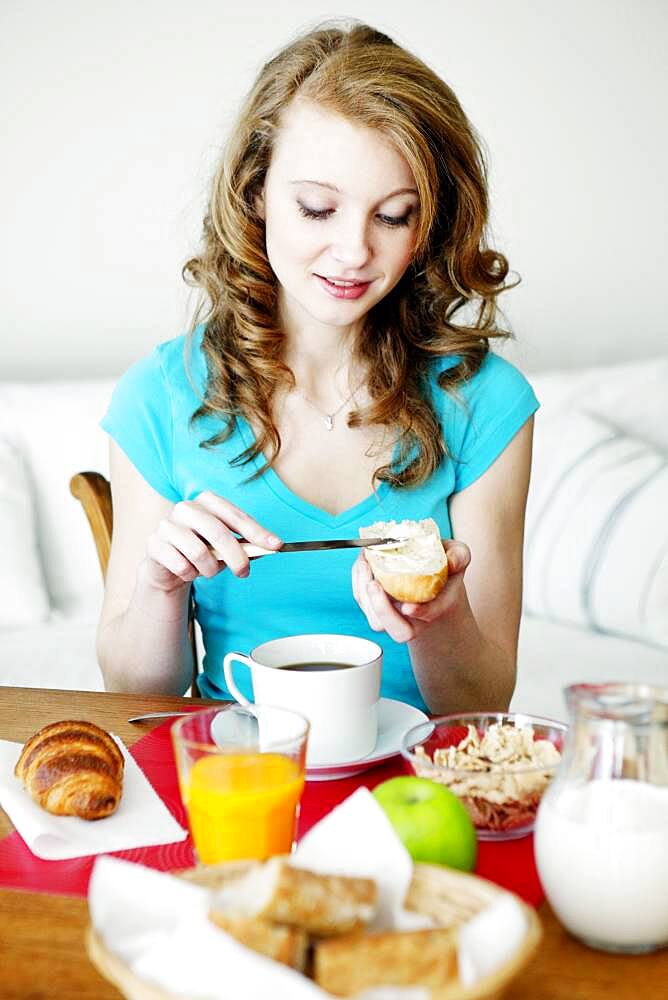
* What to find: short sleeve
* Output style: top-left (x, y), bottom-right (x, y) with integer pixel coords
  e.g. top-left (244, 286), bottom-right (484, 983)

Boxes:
top-left (448, 353), bottom-right (539, 492)
top-left (100, 348), bottom-right (181, 502)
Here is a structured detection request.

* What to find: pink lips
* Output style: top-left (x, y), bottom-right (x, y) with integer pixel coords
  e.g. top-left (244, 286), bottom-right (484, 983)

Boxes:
top-left (316, 275), bottom-right (372, 300)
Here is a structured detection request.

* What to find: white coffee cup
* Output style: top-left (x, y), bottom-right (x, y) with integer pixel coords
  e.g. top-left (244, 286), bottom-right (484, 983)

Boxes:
top-left (223, 634), bottom-right (382, 766)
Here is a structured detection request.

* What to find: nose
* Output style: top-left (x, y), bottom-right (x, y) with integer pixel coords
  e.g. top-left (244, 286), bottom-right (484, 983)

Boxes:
top-left (330, 217), bottom-right (372, 269)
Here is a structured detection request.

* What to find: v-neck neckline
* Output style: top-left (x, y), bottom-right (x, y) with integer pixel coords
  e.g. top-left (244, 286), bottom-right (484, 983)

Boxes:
top-left (236, 417), bottom-right (392, 528)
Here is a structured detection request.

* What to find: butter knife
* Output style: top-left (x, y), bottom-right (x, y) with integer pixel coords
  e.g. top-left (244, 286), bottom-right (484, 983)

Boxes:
top-left (214, 537), bottom-right (402, 559)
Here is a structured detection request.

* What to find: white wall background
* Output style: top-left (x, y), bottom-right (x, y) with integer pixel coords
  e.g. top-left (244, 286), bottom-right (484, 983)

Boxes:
top-left (2, 0), bottom-right (666, 379)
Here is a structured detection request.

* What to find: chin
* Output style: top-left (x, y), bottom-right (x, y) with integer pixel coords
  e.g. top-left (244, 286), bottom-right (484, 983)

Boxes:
top-left (291, 301), bottom-right (360, 330)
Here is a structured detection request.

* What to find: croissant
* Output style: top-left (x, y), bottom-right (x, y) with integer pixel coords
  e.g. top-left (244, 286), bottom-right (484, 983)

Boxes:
top-left (14, 720), bottom-right (124, 820)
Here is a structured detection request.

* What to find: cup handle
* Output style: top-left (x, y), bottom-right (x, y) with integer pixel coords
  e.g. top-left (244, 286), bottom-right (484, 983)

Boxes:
top-left (223, 652), bottom-right (253, 705)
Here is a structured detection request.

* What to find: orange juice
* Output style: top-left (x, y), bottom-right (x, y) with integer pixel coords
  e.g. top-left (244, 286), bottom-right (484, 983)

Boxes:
top-left (185, 752), bottom-right (304, 864)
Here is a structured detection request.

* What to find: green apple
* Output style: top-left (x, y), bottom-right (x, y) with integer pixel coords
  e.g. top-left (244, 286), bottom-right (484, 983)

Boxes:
top-left (373, 775), bottom-right (477, 871)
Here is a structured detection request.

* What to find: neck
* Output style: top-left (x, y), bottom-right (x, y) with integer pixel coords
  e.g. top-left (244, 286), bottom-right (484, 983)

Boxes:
top-left (278, 293), bottom-right (362, 398)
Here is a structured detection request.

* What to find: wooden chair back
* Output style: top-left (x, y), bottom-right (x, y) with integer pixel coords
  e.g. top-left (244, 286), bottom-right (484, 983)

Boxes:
top-left (70, 472), bottom-right (200, 695)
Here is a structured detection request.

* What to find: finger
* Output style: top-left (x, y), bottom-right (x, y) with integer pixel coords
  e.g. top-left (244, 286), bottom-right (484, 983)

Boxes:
top-left (367, 581), bottom-right (415, 643)
top-left (146, 536), bottom-right (198, 582)
top-left (399, 571), bottom-right (461, 622)
top-left (352, 552), bottom-right (372, 598)
top-left (354, 560), bottom-right (385, 632)
top-left (351, 557), bottom-right (362, 606)
top-left (399, 600), bottom-right (440, 624)
top-left (443, 539), bottom-right (471, 576)
top-left (170, 501), bottom-right (256, 576)
top-left (195, 492), bottom-right (282, 550)
top-left (169, 501), bottom-right (249, 572)
top-left (157, 518), bottom-right (224, 578)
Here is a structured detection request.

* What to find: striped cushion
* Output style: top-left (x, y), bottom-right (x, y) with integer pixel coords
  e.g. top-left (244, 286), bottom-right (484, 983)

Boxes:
top-left (0, 436), bottom-right (50, 626)
top-left (523, 411), bottom-right (668, 648)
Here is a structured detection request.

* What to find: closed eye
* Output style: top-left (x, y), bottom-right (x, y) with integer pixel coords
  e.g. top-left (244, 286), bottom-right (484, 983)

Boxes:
top-left (297, 202), bottom-right (415, 228)
top-left (298, 203), bottom-right (333, 220)
top-left (377, 210), bottom-right (413, 228)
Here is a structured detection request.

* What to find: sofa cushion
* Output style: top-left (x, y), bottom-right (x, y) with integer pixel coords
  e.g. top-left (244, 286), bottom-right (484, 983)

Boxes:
top-left (0, 380), bottom-right (114, 618)
top-left (513, 616), bottom-right (668, 723)
top-left (0, 436), bottom-right (50, 626)
top-left (0, 615), bottom-right (104, 690)
top-left (524, 409), bottom-right (668, 649)
top-left (529, 354), bottom-right (668, 453)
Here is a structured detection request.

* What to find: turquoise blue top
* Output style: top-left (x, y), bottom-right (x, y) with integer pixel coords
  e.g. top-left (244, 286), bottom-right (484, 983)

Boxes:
top-left (101, 329), bottom-right (538, 712)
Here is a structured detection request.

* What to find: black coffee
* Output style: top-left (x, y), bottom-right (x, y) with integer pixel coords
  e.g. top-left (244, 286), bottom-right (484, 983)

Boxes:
top-left (280, 662), bottom-right (356, 673)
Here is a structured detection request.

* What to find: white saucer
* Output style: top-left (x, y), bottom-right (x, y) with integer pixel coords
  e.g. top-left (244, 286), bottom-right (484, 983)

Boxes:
top-left (305, 698), bottom-right (429, 781)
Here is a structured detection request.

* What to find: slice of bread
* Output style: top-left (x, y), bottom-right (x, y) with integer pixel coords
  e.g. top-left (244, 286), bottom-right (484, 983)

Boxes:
top-left (209, 856), bottom-right (378, 937)
top-left (314, 926), bottom-right (458, 995)
top-left (207, 912), bottom-right (308, 970)
top-left (359, 518), bottom-right (448, 604)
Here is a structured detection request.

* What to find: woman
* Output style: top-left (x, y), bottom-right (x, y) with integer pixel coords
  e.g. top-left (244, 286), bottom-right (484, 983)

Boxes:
top-left (98, 22), bottom-right (537, 713)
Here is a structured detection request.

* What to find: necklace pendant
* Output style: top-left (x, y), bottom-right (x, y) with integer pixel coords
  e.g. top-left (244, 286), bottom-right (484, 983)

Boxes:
top-left (324, 415), bottom-right (334, 431)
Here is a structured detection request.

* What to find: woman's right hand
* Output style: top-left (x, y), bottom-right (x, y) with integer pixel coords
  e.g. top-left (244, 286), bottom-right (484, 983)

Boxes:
top-left (144, 491), bottom-right (283, 592)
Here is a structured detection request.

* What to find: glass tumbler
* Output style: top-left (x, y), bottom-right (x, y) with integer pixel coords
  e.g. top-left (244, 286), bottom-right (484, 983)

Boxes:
top-left (534, 683), bottom-right (668, 953)
top-left (171, 704), bottom-right (309, 865)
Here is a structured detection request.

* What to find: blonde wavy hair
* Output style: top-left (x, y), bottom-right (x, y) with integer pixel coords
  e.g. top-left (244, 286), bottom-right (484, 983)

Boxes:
top-left (184, 21), bottom-right (516, 487)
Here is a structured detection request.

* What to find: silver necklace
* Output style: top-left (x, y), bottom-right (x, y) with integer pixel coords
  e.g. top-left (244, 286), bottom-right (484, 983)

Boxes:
top-left (296, 382), bottom-right (363, 431)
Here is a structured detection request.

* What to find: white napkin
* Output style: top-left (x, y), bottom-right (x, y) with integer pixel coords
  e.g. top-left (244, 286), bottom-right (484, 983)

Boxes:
top-left (88, 787), bottom-right (529, 999)
top-left (0, 736), bottom-right (187, 859)
top-left (90, 857), bottom-right (335, 1000)
top-left (291, 786), bottom-right (431, 931)
top-left (457, 892), bottom-right (530, 987)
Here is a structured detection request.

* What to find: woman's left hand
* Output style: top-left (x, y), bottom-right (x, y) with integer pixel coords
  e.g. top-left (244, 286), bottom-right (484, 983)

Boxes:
top-left (351, 540), bottom-right (471, 643)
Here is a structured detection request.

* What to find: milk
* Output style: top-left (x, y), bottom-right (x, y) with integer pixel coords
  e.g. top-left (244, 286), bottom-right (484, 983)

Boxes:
top-left (535, 779), bottom-right (668, 950)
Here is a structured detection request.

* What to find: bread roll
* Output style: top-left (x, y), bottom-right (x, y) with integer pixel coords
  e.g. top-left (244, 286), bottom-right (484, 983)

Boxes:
top-left (210, 856), bottom-right (378, 937)
top-left (314, 926), bottom-right (458, 995)
top-left (360, 518), bottom-right (448, 603)
top-left (14, 720), bottom-right (124, 820)
top-left (207, 912), bottom-right (309, 970)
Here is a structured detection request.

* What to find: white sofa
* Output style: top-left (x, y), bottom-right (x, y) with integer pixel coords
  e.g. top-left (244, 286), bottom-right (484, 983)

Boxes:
top-left (1, 356), bottom-right (666, 721)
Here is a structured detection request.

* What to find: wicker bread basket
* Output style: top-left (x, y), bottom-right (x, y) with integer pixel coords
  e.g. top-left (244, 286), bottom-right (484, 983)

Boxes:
top-left (86, 861), bottom-right (541, 1000)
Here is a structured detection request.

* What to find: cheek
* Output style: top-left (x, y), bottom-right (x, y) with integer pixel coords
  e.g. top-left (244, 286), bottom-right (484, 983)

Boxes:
top-left (266, 217), bottom-right (324, 269)
top-left (387, 235), bottom-right (417, 278)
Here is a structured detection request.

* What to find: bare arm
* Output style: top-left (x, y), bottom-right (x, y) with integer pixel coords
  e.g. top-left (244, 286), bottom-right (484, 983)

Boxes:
top-left (97, 441), bottom-right (282, 694)
top-left (352, 418), bottom-right (534, 714)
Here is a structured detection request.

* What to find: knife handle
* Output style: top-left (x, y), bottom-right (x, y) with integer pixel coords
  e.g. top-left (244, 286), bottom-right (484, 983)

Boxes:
top-left (211, 542), bottom-right (277, 561)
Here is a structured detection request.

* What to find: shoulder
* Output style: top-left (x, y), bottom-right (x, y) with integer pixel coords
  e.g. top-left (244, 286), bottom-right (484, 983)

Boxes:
top-left (431, 351), bottom-right (535, 404)
top-left (156, 325), bottom-right (207, 391)
top-left (463, 351), bottom-right (535, 402)
top-left (100, 327), bottom-right (208, 502)
top-left (110, 326), bottom-right (207, 405)
top-left (429, 351), bottom-right (539, 491)
top-left (429, 351), bottom-right (537, 428)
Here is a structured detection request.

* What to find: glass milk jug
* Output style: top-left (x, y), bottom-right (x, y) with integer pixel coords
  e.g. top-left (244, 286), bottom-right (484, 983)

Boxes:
top-left (534, 683), bottom-right (668, 953)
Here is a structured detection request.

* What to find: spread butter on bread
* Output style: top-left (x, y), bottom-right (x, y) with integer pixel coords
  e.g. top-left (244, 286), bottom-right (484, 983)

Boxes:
top-left (360, 517), bottom-right (448, 603)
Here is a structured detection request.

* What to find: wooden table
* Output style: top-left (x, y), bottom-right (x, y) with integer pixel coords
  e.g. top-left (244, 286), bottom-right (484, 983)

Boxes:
top-left (0, 687), bottom-right (666, 999)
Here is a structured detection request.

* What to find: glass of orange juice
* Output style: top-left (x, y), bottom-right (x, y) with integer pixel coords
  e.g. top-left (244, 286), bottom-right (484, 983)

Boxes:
top-left (171, 704), bottom-right (309, 864)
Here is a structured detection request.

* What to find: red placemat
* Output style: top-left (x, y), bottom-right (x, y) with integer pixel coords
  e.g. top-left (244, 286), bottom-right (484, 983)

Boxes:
top-left (0, 719), bottom-right (544, 905)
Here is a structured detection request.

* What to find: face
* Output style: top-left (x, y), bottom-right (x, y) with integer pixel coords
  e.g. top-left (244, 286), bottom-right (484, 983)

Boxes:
top-left (259, 99), bottom-right (419, 336)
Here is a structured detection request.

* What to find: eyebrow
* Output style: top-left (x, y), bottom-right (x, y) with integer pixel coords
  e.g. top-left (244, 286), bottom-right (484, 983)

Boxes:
top-left (290, 180), bottom-right (418, 201)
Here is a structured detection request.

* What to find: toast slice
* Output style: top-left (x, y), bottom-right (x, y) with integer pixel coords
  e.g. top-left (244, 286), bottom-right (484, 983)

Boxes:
top-left (209, 856), bottom-right (378, 937)
top-left (208, 912), bottom-right (308, 970)
top-left (314, 926), bottom-right (458, 995)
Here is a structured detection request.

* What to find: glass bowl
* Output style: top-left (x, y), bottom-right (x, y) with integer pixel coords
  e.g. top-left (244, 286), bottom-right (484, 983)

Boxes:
top-left (401, 712), bottom-right (568, 841)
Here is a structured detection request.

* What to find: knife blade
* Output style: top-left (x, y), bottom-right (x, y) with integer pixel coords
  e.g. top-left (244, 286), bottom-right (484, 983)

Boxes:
top-left (279, 536), bottom-right (401, 553)
top-left (213, 537), bottom-right (403, 560)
